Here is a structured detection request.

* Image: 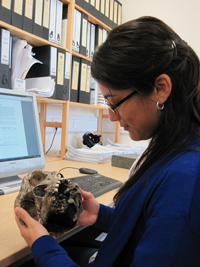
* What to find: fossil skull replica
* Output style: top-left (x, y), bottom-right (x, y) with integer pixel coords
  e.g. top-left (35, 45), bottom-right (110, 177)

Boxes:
top-left (15, 170), bottom-right (83, 237)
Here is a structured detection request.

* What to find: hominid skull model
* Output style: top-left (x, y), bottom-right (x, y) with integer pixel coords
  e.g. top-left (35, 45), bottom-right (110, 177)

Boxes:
top-left (14, 170), bottom-right (83, 237)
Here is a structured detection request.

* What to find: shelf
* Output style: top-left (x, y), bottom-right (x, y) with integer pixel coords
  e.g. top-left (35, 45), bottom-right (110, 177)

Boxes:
top-left (72, 51), bottom-right (92, 62)
top-left (0, 20), bottom-right (70, 51)
top-left (75, 4), bottom-right (112, 31)
top-left (70, 101), bottom-right (108, 110)
top-left (2, 0), bottom-right (121, 161)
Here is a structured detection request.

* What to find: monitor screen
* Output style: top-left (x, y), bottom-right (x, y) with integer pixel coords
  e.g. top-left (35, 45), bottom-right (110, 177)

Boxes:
top-left (0, 88), bottom-right (45, 194)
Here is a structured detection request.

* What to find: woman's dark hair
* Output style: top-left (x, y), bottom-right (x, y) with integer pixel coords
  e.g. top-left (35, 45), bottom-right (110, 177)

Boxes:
top-left (91, 16), bottom-right (200, 204)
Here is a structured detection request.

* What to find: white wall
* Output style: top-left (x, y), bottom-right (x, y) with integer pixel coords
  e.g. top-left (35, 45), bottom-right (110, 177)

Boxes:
top-left (46, 0), bottom-right (200, 155)
top-left (120, 0), bottom-right (200, 57)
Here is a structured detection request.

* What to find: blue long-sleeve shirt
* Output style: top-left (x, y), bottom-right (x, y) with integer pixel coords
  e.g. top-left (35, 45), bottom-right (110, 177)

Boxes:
top-left (31, 139), bottom-right (200, 266)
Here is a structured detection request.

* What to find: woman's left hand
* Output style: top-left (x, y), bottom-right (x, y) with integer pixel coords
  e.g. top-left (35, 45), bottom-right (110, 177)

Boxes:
top-left (15, 207), bottom-right (50, 247)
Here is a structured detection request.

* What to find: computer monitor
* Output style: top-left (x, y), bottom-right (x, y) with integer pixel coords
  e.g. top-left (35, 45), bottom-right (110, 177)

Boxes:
top-left (0, 88), bottom-right (45, 194)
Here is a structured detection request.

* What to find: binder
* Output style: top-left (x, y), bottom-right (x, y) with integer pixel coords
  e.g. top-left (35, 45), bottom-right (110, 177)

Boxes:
top-left (72, 8), bottom-right (77, 52)
top-left (79, 12), bottom-right (88, 56)
top-left (75, 9), bottom-right (81, 53)
top-left (70, 56), bottom-right (80, 102)
top-left (90, 0), bottom-right (96, 17)
top-left (42, 0), bottom-right (50, 40)
top-left (117, 0), bottom-right (122, 25)
top-left (78, 59), bottom-right (87, 104)
top-left (83, 0), bottom-right (90, 13)
top-left (63, 51), bottom-right (71, 100)
top-left (90, 23), bottom-right (95, 59)
top-left (86, 21), bottom-right (91, 58)
top-left (95, 0), bottom-right (100, 20)
top-left (75, 0), bottom-right (84, 8)
top-left (55, 0), bottom-right (63, 45)
top-left (113, 0), bottom-right (118, 26)
top-left (26, 45), bottom-right (57, 99)
top-left (0, 0), bottom-right (12, 24)
top-left (109, 0), bottom-right (114, 28)
top-left (100, 0), bottom-right (105, 23)
top-left (85, 61), bottom-right (91, 104)
top-left (48, 0), bottom-right (56, 42)
top-left (102, 28), bottom-right (108, 43)
top-left (56, 47), bottom-right (65, 100)
top-left (33, 0), bottom-right (44, 38)
top-left (0, 28), bottom-right (11, 89)
top-left (11, 0), bottom-right (24, 29)
top-left (8, 35), bottom-right (12, 89)
top-left (23, 0), bottom-right (34, 33)
top-left (104, 0), bottom-right (110, 27)
top-left (95, 24), bottom-right (103, 48)
top-left (61, 4), bottom-right (68, 48)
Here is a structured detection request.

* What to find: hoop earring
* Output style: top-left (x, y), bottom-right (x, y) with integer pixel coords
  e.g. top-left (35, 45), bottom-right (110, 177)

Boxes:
top-left (157, 101), bottom-right (164, 110)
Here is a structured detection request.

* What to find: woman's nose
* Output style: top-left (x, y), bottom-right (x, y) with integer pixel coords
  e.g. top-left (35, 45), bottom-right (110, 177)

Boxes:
top-left (108, 109), bottom-right (120, 122)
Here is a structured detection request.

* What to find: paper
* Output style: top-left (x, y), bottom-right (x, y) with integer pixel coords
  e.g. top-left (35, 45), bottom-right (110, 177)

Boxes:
top-left (64, 139), bottom-right (146, 164)
top-left (26, 76), bottom-right (55, 97)
top-left (11, 38), bottom-right (43, 89)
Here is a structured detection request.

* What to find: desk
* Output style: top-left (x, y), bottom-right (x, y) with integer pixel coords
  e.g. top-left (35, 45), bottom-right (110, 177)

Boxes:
top-left (0, 160), bottom-right (129, 267)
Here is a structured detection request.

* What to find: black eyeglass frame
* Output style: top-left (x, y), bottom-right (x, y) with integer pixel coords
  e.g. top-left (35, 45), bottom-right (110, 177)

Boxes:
top-left (105, 91), bottom-right (137, 113)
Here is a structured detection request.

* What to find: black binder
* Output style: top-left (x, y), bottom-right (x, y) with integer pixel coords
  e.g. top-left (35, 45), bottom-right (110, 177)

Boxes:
top-left (85, 61), bottom-right (91, 104)
top-left (33, 0), bottom-right (44, 38)
top-left (23, 0), bottom-right (34, 33)
top-left (95, 24), bottom-right (103, 48)
top-left (78, 59), bottom-right (87, 104)
top-left (0, 28), bottom-right (11, 89)
top-left (117, 0), bottom-right (122, 25)
top-left (95, 0), bottom-right (100, 20)
top-left (89, 0), bottom-right (96, 17)
top-left (113, 0), bottom-right (118, 27)
top-left (75, 0), bottom-right (84, 8)
top-left (26, 45), bottom-right (58, 99)
top-left (11, 0), bottom-right (24, 29)
top-left (70, 56), bottom-right (80, 102)
top-left (83, 0), bottom-right (90, 12)
top-left (0, 0), bottom-right (12, 24)
top-left (109, 0), bottom-right (114, 28)
top-left (42, 0), bottom-right (50, 40)
top-left (79, 12), bottom-right (88, 56)
top-left (56, 47), bottom-right (65, 100)
top-left (100, 0), bottom-right (105, 23)
top-left (104, 0), bottom-right (110, 27)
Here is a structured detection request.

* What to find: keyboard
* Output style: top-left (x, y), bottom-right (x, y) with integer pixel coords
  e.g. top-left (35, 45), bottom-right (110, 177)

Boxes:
top-left (68, 174), bottom-right (123, 197)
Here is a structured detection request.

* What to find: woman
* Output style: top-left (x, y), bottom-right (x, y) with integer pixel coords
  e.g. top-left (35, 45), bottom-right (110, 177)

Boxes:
top-left (15, 16), bottom-right (200, 266)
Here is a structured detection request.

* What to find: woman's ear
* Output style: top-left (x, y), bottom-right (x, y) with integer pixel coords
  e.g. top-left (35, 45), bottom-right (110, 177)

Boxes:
top-left (155, 74), bottom-right (172, 104)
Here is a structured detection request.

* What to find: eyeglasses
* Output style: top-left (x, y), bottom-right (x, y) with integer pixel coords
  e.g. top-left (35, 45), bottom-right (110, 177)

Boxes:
top-left (105, 91), bottom-right (137, 113)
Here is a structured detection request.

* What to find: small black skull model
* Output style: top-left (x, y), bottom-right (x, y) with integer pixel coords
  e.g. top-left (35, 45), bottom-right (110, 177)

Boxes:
top-left (14, 170), bottom-right (83, 237)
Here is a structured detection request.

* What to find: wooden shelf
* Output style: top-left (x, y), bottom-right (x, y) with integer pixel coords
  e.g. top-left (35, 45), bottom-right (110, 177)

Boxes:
top-left (75, 4), bottom-right (112, 31)
top-left (72, 51), bottom-right (92, 62)
top-left (1, 0), bottom-right (120, 161)
top-left (0, 21), bottom-right (70, 51)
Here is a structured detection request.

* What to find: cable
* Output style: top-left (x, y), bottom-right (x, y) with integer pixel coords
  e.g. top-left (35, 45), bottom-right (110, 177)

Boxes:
top-left (45, 127), bottom-right (58, 154)
top-left (58, 167), bottom-right (79, 173)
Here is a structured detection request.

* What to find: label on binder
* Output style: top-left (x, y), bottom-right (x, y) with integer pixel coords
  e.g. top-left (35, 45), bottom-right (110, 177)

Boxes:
top-left (25, 0), bottom-right (34, 19)
top-left (2, 0), bottom-right (11, 9)
top-left (57, 52), bottom-right (64, 85)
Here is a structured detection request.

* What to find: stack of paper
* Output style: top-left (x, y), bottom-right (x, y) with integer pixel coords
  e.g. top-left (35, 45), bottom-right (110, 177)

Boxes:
top-left (26, 77), bottom-right (55, 97)
top-left (64, 139), bottom-right (146, 164)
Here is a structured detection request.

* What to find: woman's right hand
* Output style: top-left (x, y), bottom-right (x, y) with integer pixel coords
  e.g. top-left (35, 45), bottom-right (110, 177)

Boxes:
top-left (77, 189), bottom-right (100, 226)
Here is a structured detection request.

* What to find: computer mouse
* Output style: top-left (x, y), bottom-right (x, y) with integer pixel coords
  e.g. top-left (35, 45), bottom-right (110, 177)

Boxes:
top-left (79, 168), bottom-right (98, 174)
